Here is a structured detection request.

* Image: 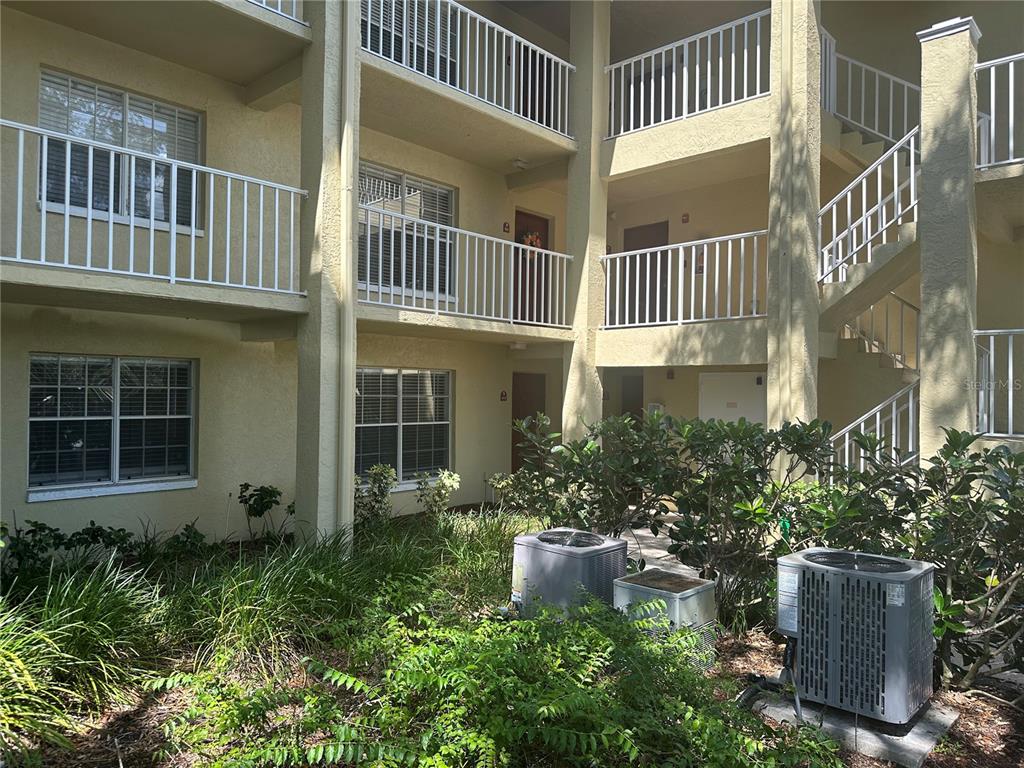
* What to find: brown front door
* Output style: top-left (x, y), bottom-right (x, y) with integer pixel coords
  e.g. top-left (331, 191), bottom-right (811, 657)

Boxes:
top-left (621, 373), bottom-right (644, 418)
top-left (622, 221), bottom-right (670, 325)
top-left (514, 210), bottom-right (552, 324)
top-left (511, 372), bottom-right (546, 471)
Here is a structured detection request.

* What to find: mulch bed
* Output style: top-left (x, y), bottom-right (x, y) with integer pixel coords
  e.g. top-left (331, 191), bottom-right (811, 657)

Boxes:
top-left (713, 628), bottom-right (1024, 768)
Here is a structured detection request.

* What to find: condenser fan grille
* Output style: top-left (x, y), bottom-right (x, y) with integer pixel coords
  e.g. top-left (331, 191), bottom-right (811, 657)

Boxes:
top-left (537, 530), bottom-right (606, 548)
top-left (804, 551), bottom-right (911, 573)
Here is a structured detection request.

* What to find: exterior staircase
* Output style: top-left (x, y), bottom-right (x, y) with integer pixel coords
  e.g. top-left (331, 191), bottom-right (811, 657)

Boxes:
top-left (818, 35), bottom-right (924, 471)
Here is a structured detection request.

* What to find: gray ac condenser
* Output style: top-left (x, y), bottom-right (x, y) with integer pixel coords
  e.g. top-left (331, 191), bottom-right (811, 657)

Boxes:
top-left (777, 548), bottom-right (935, 725)
top-left (511, 528), bottom-right (627, 612)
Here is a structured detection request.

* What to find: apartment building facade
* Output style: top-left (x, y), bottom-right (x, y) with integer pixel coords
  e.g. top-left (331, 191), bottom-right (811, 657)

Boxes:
top-left (1, 0), bottom-right (1021, 538)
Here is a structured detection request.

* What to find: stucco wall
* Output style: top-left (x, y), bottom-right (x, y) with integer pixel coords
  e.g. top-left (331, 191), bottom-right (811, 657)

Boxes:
top-left (602, 364), bottom-right (768, 420)
top-left (0, 303), bottom-right (298, 538)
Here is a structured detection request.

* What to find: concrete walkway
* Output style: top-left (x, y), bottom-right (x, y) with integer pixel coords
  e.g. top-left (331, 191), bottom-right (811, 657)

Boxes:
top-left (622, 514), bottom-right (701, 576)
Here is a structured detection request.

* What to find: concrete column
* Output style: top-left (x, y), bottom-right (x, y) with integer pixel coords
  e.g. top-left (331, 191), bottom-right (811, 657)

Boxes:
top-left (917, 17), bottom-right (981, 458)
top-left (294, 0), bottom-right (359, 538)
top-left (562, 0), bottom-right (609, 440)
top-left (766, 0), bottom-right (821, 427)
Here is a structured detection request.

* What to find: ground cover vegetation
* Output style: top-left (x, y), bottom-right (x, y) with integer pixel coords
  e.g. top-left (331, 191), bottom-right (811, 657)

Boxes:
top-left (1, 416), bottom-right (1021, 766)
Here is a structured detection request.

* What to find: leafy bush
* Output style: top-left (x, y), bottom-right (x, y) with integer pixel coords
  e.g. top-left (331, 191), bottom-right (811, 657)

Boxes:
top-left (238, 482), bottom-right (294, 541)
top-left (415, 469), bottom-right (460, 516)
top-left (354, 463), bottom-right (397, 525)
top-left (160, 601), bottom-right (840, 768)
top-left (0, 519), bottom-right (139, 587)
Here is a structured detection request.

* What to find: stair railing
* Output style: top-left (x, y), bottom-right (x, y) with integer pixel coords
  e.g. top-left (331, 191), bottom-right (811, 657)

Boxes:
top-left (830, 381), bottom-right (919, 476)
top-left (818, 126), bottom-right (919, 284)
top-left (843, 292), bottom-right (919, 369)
top-left (820, 28), bottom-right (921, 145)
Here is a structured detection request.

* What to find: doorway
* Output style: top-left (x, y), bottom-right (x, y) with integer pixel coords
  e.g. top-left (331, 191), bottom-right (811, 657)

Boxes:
top-left (622, 221), bottom-right (670, 325)
top-left (621, 373), bottom-right (644, 418)
top-left (514, 210), bottom-right (552, 324)
top-left (511, 372), bottom-right (546, 471)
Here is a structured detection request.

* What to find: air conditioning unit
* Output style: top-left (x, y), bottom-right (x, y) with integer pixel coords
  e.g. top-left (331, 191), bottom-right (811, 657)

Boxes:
top-left (777, 548), bottom-right (935, 725)
top-left (511, 528), bottom-right (627, 613)
top-left (613, 568), bottom-right (717, 669)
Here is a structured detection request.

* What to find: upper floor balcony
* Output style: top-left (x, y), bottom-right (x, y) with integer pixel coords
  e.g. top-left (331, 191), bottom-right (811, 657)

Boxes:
top-left (606, 8), bottom-right (771, 139)
top-left (357, 203), bottom-right (572, 334)
top-left (1, 119), bottom-right (307, 319)
top-left (360, 0), bottom-right (573, 138)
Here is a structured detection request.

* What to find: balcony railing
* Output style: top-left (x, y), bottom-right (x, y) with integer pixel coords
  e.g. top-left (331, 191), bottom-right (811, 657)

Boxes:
top-left (976, 329), bottom-right (1023, 437)
top-left (821, 29), bottom-right (921, 146)
top-left (601, 230), bottom-right (768, 328)
top-left (360, 0), bottom-right (574, 137)
top-left (976, 53), bottom-right (1023, 168)
top-left (247, 0), bottom-right (303, 23)
top-left (357, 205), bottom-right (572, 327)
top-left (606, 9), bottom-right (771, 138)
top-left (1, 120), bottom-right (306, 295)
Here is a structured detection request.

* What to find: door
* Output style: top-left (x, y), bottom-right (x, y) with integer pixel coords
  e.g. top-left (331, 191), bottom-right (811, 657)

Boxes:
top-left (622, 221), bottom-right (670, 325)
top-left (511, 372), bottom-right (546, 471)
top-left (513, 210), bottom-right (551, 324)
top-left (698, 372), bottom-right (767, 424)
top-left (621, 373), bottom-right (644, 418)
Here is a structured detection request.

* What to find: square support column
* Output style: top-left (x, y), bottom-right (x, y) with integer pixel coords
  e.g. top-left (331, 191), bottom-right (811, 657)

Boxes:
top-left (767, 0), bottom-right (822, 428)
top-left (562, 0), bottom-right (609, 440)
top-left (294, 0), bottom-right (360, 538)
top-left (917, 17), bottom-right (981, 458)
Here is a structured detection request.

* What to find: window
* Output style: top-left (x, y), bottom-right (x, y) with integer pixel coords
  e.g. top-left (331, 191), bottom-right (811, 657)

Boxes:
top-left (355, 368), bottom-right (451, 482)
top-left (358, 163), bottom-right (456, 296)
top-left (28, 354), bottom-right (195, 492)
top-left (38, 71), bottom-right (202, 227)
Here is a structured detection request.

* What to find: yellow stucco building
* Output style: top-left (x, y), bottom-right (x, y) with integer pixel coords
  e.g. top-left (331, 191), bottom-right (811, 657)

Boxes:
top-left (1, 0), bottom-right (1021, 538)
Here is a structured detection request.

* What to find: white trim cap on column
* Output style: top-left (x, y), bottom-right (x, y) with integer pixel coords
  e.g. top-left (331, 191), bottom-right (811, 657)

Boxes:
top-left (916, 17), bottom-right (981, 45)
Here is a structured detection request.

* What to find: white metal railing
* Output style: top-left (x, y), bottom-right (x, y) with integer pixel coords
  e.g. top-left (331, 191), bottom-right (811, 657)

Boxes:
top-left (357, 204), bottom-right (571, 327)
top-left (818, 127), bottom-right (918, 283)
top-left (831, 381), bottom-right (919, 474)
top-left (843, 292), bottom-right (919, 369)
top-left (360, 0), bottom-right (574, 137)
top-left (606, 9), bottom-right (771, 138)
top-left (975, 330), bottom-right (1023, 437)
top-left (601, 231), bottom-right (768, 328)
top-left (976, 53), bottom-right (1023, 168)
top-left (247, 0), bottom-right (303, 23)
top-left (1, 120), bottom-right (305, 294)
top-left (820, 30), bottom-right (920, 146)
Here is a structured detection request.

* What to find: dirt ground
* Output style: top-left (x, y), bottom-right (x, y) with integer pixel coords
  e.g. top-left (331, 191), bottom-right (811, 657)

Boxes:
top-left (714, 629), bottom-right (1024, 768)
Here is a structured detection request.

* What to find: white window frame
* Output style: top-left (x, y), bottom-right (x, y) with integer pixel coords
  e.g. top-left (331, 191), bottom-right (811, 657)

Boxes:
top-left (26, 354), bottom-right (198, 503)
top-left (36, 69), bottom-right (206, 237)
top-left (355, 367), bottom-right (453, 491)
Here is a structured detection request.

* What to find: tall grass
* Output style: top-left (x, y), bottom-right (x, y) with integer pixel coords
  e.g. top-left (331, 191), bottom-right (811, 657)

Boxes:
top-left (0, 600), bottom-right (71, 755)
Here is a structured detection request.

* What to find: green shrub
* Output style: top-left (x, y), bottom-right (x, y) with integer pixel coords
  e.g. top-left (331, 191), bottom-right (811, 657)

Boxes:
top-left (238, 482), bottom-right (293, 541)
top-left (0, 599), bottom-right (70, 756)
top-left (354, 463), bottom-right (397, 525)
top-left (161, 601), bottom-right (841, 767)
top-left (415, 469), bottom-right (460, 516)
top-left (33, 557), bottom-right (159, 707)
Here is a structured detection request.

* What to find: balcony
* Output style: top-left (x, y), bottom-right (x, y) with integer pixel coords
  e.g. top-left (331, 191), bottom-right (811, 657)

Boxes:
top-left (357, 204), bottom-right (572, 332)
top-left (248, 0), bottom-right (303, 24)
top-left (360, 0), bottom-right (573, 138)
top-left (606, 9), bottom-right (771, 139)
top-left (601, 231), bottom-right (768, 329)
top-left (1, 120), bottom-right (307, 318)
top-left (976, 329), bottom-right (1024, 438)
